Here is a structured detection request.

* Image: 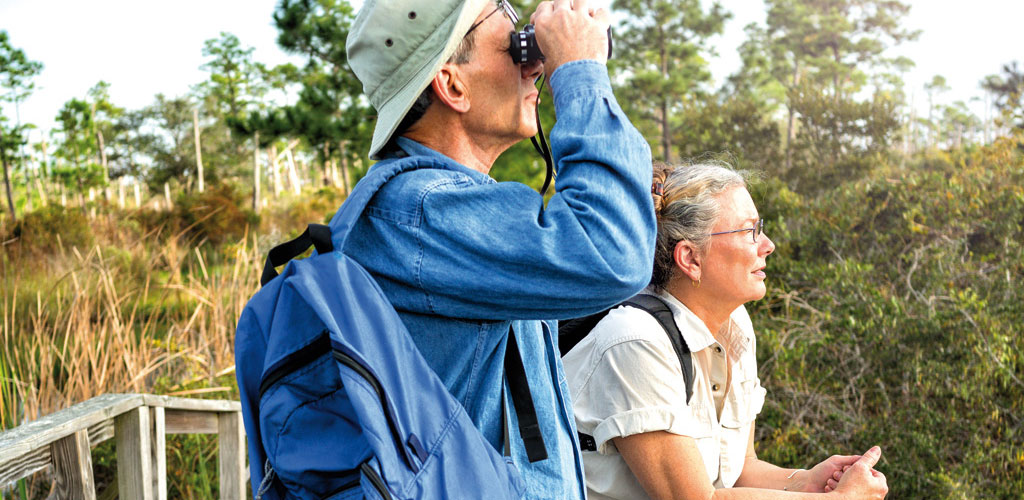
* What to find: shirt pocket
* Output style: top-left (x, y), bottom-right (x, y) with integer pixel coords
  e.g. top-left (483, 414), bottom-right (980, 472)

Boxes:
top-left (720, 378), bottom-right (767, 429)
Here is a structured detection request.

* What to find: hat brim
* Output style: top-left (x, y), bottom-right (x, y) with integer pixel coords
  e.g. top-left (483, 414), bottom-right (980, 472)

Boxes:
top-left (368, 0), bottom-right (491, 160)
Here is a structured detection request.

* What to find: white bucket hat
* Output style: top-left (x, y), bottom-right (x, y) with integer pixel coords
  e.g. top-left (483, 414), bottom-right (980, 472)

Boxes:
top-left (347, 0), bottom-right (491, 159)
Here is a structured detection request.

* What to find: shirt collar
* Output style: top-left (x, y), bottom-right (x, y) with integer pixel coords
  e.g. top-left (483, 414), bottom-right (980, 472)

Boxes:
top-left (394, 136), bottom-right (494, 183)
top-left (650, 286), bottom-right (718, 352)
top-left (648, 286), bottom-right (752, 358)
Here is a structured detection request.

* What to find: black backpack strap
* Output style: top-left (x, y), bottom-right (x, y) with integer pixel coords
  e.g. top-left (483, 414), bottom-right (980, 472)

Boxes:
top-left (620, 294), bottom-right (694, 405)
top-left (576, 294), bottom-right (694, 452)
top-left (260, 224), bottom-right (333, 287)
top-left (504, 326), bottom-right (548, 463)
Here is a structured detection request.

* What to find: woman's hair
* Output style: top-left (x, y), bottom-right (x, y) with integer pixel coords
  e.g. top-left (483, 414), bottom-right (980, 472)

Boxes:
top-left (650, 161), bottom-right (749, 291)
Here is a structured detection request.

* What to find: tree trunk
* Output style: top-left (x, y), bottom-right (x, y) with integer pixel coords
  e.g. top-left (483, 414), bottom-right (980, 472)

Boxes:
top-left (270, 144), bottom-right (281, 197)
top-left (0, 127), bottom-right (17, 223)
top-left (321, 143), bottom-right (331, 187)
top-left (659, 27), bottom-right (671, 162)
top-left (784, 59), bottom-right (801, 174)
top-left (285, 149), bottom-right (301, 195)
top-left (36, 178), bottom-right (47, 207)
top-left (338, 141), bottom-right (351, 195)
top-left (253, 132), bottom-right (262, 212)
top-left (193, 109), bottom-right (205, 193)
top-left (96, 129), bottom-right (108, 183)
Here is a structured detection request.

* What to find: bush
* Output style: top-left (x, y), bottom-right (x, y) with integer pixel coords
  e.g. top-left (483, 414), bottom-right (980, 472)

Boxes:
top-left (751, 137), bottom-right (1024, 498)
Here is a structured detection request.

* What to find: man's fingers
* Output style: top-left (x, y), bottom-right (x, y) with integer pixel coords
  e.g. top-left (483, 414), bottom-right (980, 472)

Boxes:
top-left (551, 0), bottom-right (571, 11)
top-left (530, 1), bottom-right (552, 22)
top-left (573, 0), bottom-right (591, 13)
top-left (856, 446), bottom-right (882, 468)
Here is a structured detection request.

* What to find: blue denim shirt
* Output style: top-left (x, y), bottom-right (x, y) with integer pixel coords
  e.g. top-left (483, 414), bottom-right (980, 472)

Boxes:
top-left (342, 60), bottom-right (655, 500)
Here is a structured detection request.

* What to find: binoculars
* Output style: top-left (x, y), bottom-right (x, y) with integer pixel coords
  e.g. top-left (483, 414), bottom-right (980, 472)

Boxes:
top-left (508, 25), bottom-right (613, 65)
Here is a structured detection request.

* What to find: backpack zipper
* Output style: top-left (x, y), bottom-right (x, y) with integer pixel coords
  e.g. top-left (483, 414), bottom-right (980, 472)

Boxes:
top-left (332, 347), bottom-right (419, 473)
top-left (258, 331), bottom-right (332, 399)
top-left (360, 461), bottom-right (395, 500)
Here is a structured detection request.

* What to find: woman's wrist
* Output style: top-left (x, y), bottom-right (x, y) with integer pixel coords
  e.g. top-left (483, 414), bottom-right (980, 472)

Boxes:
top-left (782, 468), bottom-right (806, 491)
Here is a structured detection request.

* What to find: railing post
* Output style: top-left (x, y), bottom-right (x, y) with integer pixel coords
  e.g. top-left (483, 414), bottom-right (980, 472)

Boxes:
top-left (217, 411), bottom-right (247, 500)
top-left (151, 407), bottom-right (167, 500)
top-left (115, 407), bottom-right (153, 499)
top-left (50, 430), bottom-right (96, 500)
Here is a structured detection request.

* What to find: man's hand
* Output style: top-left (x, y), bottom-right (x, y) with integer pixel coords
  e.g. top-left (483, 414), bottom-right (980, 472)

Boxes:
top-left (787, 453), bottom-right (863, 492)
top-left (530, 0), bottom-right (611, 77)
top-left (832, 446), bottom-right (889, 499)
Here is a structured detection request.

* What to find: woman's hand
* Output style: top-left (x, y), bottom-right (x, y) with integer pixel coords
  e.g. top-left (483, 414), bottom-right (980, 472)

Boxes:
top-left (831, 446), bottom-right (889, 499)
top-left (786, 453), bottom-right (863, 492)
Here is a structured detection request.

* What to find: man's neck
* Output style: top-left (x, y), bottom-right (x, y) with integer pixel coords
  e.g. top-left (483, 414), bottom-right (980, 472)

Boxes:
top-left (404, 117), bottom-right (513, 175)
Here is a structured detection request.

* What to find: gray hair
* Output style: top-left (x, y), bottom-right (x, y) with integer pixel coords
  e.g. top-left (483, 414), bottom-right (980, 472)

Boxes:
top-left (650, 161), bottom-right (749, 291)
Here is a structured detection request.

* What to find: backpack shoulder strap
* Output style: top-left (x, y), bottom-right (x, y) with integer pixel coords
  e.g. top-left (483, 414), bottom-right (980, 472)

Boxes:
top-left (574, 293), bottom-right (696, 452)
top-left (620, 294), bottom-right (694, 404)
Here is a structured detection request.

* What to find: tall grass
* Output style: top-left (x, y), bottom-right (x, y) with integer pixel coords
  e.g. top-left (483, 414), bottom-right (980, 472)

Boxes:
top-left (0, 208), bottom-right (265, 497)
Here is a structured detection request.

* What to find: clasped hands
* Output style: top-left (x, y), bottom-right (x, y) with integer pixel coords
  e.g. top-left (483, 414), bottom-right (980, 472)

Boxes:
top-left (787, 446), bottom-right (888, 498)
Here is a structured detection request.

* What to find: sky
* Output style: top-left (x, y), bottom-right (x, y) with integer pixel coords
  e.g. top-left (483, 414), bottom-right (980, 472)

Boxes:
top-left (1, 0), bottom-right (1021, 139)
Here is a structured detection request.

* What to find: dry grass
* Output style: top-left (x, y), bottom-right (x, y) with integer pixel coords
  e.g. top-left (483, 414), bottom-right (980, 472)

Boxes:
top-left (0, 220), bottom-right (263, 431)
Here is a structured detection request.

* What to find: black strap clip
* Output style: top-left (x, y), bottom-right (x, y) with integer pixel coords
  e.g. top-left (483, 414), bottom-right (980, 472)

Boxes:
top-left (260, 224), bottom-right (334, 287)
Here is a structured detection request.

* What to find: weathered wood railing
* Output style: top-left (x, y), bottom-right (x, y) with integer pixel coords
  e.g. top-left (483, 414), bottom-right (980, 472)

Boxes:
top-left (0, 394), bottom-right (246, 499)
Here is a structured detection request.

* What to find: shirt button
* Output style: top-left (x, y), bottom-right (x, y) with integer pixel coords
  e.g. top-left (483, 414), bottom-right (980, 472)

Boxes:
top-left (712, 384), bottom-right (720, 391)
top-left (714, 346), bottom-right (723, 354)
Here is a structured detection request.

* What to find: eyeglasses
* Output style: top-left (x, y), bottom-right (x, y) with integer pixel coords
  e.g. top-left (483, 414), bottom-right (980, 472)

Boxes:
top-left (710, 219), bottom-right (765, 243)
top-left (465, 0), bottom-right (519, 38)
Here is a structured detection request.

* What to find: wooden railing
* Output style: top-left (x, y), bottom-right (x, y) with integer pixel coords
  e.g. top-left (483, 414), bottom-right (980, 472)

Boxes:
top-left (0, 394), bottom-right (246, 500)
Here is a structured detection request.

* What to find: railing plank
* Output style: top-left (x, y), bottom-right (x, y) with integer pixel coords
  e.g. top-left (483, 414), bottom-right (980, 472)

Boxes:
top-left (151, 407), bottom-right (167, 500)
top-left (0, 446), bottom-right (50, 490)
top-left (141, 395), bottom-right (241, 412)
top-left (0, 394), bottom-right (244, 496)
top-left (50, 430), bottom-right (96, 500)
top-left (86, 419), bottom-right (115, 448)
top-left (218, 412), bottom-right (247, 500)
top-left (115, 407), bottom-right (153, 499)
top-left (0, 394), bottom-right (143, 467)
top-left (164, 410), bottom-right (218, 434)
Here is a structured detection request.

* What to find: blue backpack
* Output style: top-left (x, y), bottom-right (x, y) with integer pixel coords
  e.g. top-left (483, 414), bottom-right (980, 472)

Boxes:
top-left (235, 161), bottom-right (527, 499)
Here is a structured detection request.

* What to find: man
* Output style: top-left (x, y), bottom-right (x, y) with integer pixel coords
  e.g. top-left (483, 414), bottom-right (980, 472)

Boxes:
top-left (343, 0), bottom-right (655, 497)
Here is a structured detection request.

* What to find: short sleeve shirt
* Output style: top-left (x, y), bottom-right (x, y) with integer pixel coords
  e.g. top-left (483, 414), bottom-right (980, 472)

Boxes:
top-left (562, 289), bottom-right (767, 500)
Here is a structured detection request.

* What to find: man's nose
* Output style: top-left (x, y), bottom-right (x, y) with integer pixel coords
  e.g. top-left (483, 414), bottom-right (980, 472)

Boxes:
top-left (521, 59), bottom-right (543, 80)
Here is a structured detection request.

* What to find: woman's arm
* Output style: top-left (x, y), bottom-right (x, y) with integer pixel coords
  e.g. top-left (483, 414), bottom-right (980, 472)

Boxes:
top-left (733, 424), bottom-right (861, 492)
top-left (614, 428), bottom-right (885, 500)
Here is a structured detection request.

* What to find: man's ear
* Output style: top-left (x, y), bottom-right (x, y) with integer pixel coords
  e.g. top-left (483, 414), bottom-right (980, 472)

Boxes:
top-left (673, 240), bottom-right (702, 282)
top-left (430, 64), bottom-right (470, 113)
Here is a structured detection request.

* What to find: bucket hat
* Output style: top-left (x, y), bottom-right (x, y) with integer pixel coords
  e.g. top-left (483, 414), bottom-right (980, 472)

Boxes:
top-left (347, 0), bottom-right (491, 159)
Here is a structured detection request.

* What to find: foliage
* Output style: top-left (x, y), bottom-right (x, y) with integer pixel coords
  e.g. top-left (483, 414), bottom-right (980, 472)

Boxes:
top-left (272, 0), bottom-right (373, 189)
top-left (982, 61), bottom-right (1024, 132)
top-left (610, 0), bottom-right (729, 162)
top-left (750, 135), bottom-right (1024, 499)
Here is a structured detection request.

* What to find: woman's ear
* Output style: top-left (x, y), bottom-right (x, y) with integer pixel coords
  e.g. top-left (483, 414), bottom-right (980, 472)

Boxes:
top-left (673, 240), bottom-right (701, 282)
top-left (430, 64), bottom-right (470, 113)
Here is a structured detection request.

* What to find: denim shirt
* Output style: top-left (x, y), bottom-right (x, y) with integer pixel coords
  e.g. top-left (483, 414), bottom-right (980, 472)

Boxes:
top-left (342, 60), bottom-right (655, 500)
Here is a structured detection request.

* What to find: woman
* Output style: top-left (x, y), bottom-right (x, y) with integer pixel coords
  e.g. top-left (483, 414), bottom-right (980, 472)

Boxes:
top-left (562, 162), bottom-right (888, 499)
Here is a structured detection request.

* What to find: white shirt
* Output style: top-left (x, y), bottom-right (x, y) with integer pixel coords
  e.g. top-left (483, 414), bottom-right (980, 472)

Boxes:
top-left (563, 289), bottom-right (767, 500)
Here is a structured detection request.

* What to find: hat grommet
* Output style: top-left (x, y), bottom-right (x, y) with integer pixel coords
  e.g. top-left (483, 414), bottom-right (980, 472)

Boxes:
top-left (385, 38), bottom-right (394, 47)
top-left (408, 11), bottom-right (417, 19)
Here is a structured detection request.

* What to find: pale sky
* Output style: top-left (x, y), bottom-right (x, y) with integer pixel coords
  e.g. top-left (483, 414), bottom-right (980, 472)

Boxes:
top-left (1, 0), bottom-right (1021, 139)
